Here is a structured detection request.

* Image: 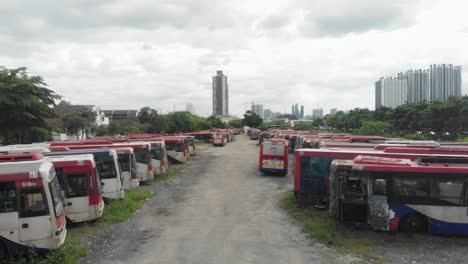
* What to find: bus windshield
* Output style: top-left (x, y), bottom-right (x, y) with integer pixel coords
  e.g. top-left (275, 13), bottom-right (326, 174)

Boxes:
top-left (97, 157), bottom-right (117, 179)
top-left (49, 176), bottom-right (64, 217)
top-left (263, 144), bottom-right (284, 156)
top-left (165, 142), bottom-right (184, 152)
top-left (151, 147), bottom-right (162, 160)
top-left (134, 148), bottom-right (151, 164)
top-left (118, 154), bottom-right (130, 172)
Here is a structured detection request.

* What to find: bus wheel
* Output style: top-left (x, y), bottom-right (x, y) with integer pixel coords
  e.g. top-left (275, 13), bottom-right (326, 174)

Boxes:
top-left (0, 241), bottom-right (7, 261)
top-left (399, 213), bottom-right (428, 234)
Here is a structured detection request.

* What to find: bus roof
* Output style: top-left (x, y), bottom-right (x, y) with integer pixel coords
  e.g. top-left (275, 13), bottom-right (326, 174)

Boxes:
top-left (335, 155), bottom-right (468, 173)
top-left (45, 149), bottom-right (117, 158)
top-left (46, 154), bottom-right (95, 168)
top-left (0, 159), bottom-right (53, 182)
top-left (0, 152), bottom-right (44, 162)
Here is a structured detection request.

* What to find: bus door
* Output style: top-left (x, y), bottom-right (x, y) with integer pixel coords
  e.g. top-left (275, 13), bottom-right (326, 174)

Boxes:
top-left (368, 173), bottom-right (391, 231)
top-left (18, 182), bottom-right (52, 243)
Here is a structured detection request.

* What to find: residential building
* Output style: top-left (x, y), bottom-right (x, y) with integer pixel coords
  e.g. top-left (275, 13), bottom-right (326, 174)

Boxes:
top-left (330, 108), bottom-right (337, 115)
top-left (212, 70), bottom-right (229, 115)
top-left (186, 103), bottom-right (195, 115)
top-left (430, 64), bottom-right (462, 101)
top-left (312, 108), bottom-right (323, 118)
top-left (300, 105), bottom-right (304, 119)
top-left (375, 64), bottom-right (462, 109)
top-left (251, 104), bottom-right (264, 118)
top-left (264, 109), bottom-right (272, 120)
top-left (102, 110), bottom-right (138, 121)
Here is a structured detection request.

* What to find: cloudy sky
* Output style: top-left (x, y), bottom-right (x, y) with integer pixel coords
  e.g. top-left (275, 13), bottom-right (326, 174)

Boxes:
top-left (1, 0), bottom-right (467, 116)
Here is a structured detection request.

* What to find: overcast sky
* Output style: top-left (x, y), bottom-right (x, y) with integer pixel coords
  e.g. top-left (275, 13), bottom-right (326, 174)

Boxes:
top-left (1, 0), bottom-right (467, 117)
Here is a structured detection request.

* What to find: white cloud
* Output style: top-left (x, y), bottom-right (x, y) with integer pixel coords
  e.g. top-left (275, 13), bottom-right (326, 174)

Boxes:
top-left (0, 0), bottom-right (467, 117)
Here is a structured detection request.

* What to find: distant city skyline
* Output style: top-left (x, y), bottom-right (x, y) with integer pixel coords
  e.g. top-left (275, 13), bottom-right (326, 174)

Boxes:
top-left (375, 64), bottom-right (462, 109)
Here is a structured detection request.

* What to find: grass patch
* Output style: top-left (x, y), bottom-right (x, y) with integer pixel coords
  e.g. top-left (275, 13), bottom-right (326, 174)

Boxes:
top-left (280, 192), bottom-right (384, 263)
top-left (195, 142), bottom-right (210, 151)
top-left (101, 190), bottom-right (155, 223)
top-left (7, 228), bottom-right (89, 264)
top-left (154, 164), bottom-right (184, 183)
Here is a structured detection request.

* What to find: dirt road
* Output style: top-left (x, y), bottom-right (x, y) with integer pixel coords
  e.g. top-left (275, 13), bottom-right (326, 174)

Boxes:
top-left (82, 135), bottom-right (353, 264)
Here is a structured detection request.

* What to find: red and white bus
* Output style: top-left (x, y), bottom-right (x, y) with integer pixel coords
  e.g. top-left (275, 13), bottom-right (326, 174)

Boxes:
top-left (0, 153), bottom-right (66, 258)
top-left (46, 154), bottom-right (104, 223)
top-left (46, 149), bottom-right (124, 200)
top-left (295, 147), bottom-right (468, 208)
top-left (259, 139), bottom-right (289, 175)
top-left (212, 132), bottom-right (227, 146)
top-left (62, 143), bottom-right (154, 182)
top-left (330, 155), bottom-right (468, 235)
top-left (158, 137), bottom-right (186, 163)
top-left (114, 148), bottom-right (140, 189)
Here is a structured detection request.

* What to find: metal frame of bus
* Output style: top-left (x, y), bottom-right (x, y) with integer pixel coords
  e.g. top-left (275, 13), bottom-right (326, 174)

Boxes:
top-left (259, 139), bottom-right (289, 175)
top-left (46, 154), bottom-right (105, 223)
top-left (46, 149), bottom-right (125, 200)
top-left (330, 155), bottom-right (468, 235)
top-left (0, 153), bottom-right (66, 258)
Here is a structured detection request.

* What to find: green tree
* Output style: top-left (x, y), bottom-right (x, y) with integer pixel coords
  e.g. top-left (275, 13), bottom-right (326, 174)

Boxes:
top-left (293, 121), bottom-right (314, 131)
top-left (0, 67), bottom-right (60, 144)
top-left (207, 115), bottom-right (225, 128)
top-left (358, 121), bottom-right (391, 136)
top-left (242, 110), bottom-right (263, 128)
top-left (165, 112), bottom-right (196, 133)
top-left (227, 119), bottom-right (243, 128)
top-left (62, 110), bottom-right (96, 139)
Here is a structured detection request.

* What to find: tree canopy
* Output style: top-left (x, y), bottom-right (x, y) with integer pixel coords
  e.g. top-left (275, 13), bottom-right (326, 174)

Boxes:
top-left (0, 66), bottom-right (60, 144)
top-left (242, 110), bottom-right (263, 128)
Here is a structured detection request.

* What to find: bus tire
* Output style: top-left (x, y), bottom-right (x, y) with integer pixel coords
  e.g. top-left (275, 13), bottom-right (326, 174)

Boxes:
top-left (0, 241), bottom-right (8, 261)
top-left (399, 213), bottom-right (428, 234)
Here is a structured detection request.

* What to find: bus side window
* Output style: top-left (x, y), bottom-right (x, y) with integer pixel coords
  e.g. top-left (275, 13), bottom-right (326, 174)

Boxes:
top-left (19, 188), bottom-right (49, 218)
top-left (0, 182), bottom-right (17, 213)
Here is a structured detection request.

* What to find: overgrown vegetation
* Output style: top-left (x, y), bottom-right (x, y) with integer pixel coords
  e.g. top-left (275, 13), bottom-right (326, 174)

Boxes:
top-left (101, 190), bottom-right (154, 223)
top-left (154, 164), bottom-right (184, 183)
top-left (0, 66), bottom-right (60, 144)
top-left (280, 192), bottom-right (384, 263)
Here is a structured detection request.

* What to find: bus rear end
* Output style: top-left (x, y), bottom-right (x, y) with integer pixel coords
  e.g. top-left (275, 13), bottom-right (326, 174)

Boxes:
top-left (259, 139), bottom-right (289, 175)
top-left (0, 154), bottom-right (66, 259)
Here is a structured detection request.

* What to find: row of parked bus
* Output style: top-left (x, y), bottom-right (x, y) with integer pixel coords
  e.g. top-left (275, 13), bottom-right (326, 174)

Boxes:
top-left (258, 130), bottom-right (468, 235)
top-left (0, 131), bottom-right (232, 259)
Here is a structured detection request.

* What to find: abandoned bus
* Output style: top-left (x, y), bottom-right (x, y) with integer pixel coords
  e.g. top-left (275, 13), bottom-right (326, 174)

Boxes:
top-left (64, 143), bottom-right (154, 182)
top-left (259, 139), bottom-right (289, 175)
top-left (128, 138), bottom-right (168, 175)
top-left (46, 154), bottom-right (104, 223)
top-left (330, 156), bottom-right (468, 235)
top-left (0, 153), bottom-right (66, 258)
top-left (212, 132), bottom-right (227, 146)
top-left (159, 137), bottom-right (186, 163)
top-left (295, 148), bottom-right (468, 207)
top-left (46, 149), bottom-right (124, 200)
top-left (114, 148), bottom-right (139, 189)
